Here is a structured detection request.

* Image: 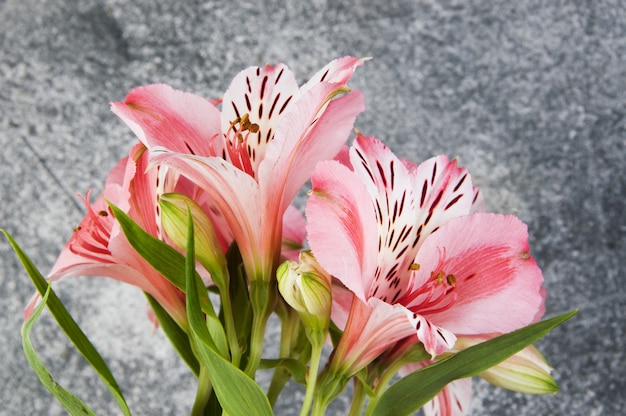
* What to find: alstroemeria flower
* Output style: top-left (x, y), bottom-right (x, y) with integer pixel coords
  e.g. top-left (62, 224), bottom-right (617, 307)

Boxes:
top-left (28, 144), bottom-right (187, 326)
top-left (111, 57), bottom-right (365, 282)
top-left (306, 135), bottom-right (545, 376)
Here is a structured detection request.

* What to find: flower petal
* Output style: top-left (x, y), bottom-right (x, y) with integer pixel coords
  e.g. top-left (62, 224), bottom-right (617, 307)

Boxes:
top-left (349, 135), bottom-right (420, 303)
top-left (307, 160), bottom-right (378, 301)
top-left (111, 84), bottom-right (221, 156)
top-left (424, 378), bottom-right (472, 416)
top-left (152, 151), bottom-right (268, 279)
top-left (260, 86), bottom-right (365, 214)
top-left (300, 56), bottom-right (365, 93)
top-left (408, 313), bottom-right (457, 358)
top-left (331, 296), bottom-right (414, 376)
top-left (411, 155), bottom-right (476, 251)
top-left (221, 63), bottom-right (300, 175)
top-left (281, 204), bottom-right (306, 261)
top-left (410, 213), bottom-right (545, 335)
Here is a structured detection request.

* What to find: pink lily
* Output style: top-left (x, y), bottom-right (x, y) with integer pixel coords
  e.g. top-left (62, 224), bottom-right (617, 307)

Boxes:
top-left (306, 135), bottom-right (545, 377)
top-left (111, 57), bottom-right (365, 283)
top-left (27, 144), bottom-right (187, 326)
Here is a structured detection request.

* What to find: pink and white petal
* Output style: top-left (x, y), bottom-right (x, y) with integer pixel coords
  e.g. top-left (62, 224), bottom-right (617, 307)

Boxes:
top-left (281, 204), bottom-right (306, 261)
top-left (332, 297), bottom-right (415, 376)
top-left (412, 213), bottom-right (544, 335)
top-left (407, 313), bottom-right (457, 358)
top-left (151, 152), bottom-right (269, 278)
top-left (412, 156), bottom-right (476, 251)
top-left (120, 144), bottom-right (162, 236)
top-left (423, 378), bottom-right (473, 416)
top-left (259, 86), bottom-right (364, 215)
top-left (300, 56), bottom-right (365, 93)
top-left (307, 160), bottom-right (378, 301)
top-left (220, 63), bottom-right (300, 173)
top-left (349, 135), bottom-right (420, 302)
top-left (469, 186), bottom-right (485, 213)
top-left (333, 145), bottom-right (352, 169)
top-left (111, 84), bottom-right (221, 156)
top-left (329, 282), bottom-right (355, 332)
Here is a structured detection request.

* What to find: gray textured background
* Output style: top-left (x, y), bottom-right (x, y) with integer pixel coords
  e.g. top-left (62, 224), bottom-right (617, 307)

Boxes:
top-left (1, 0), bottom-right (624, 415)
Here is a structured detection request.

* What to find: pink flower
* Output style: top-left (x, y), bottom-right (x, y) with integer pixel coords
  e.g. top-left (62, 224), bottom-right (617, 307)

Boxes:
top-left (28, 144), bottom-right (187, 326)
top-left (306, 135), bottom-right (545, 376)
top-left (111, 57), bottom-right (365, 282)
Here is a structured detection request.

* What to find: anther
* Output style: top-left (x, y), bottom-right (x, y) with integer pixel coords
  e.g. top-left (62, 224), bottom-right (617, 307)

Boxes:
top-left (446, 274), bottom-right (457, 285)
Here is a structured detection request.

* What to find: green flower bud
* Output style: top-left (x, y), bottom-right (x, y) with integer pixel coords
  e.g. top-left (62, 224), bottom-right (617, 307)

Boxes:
top-left (159, 193), bottom-right (227, 289)
top-left (482, 345), bottom-right (558, 394)
top-left (277, 251), bottom-right (332, 332)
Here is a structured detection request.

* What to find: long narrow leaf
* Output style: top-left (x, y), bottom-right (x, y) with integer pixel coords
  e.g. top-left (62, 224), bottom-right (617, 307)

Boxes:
top-left (22, 284), bottom-right (96, 415)
top-left (3, 230), bottom-right (131, 415)
top-left (371, 310), bottom-right (577, 416)
top-left (145, 293), bottom-right (200, 377)
top-left (184, 212), bottom-right (273, 416)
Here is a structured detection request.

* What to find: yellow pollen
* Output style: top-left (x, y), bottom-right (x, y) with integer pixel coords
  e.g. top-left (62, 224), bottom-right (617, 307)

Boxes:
top-left (434, 270), bottom-right (445, 284)
top-left (409, 263), bottom-right (421, 271)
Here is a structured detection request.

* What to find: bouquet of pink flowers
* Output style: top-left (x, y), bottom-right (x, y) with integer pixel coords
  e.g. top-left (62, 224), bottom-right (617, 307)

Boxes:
top-left (4, 57), bottom-right (574, 416)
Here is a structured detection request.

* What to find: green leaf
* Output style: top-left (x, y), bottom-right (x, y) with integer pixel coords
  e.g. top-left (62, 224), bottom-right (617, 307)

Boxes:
top-left (259, 358), bottom-right (308, 385)
top-left (225, 242), bottom-right (253, 351)
top-left (108, 203), bottom-right (214, 315)
top-left (183, 212), bottom-right (273, 416)
top-left (145, 293), bottom-right (200, 377)
top-left (370, 310), bottom-right (577, 416)
top-left (3, 230), bottom-right (131, 416)
top-left (22, 284), bottom-right (96, 415)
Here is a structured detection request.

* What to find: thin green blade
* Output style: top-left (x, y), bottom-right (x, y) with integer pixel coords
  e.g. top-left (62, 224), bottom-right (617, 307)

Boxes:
top-left (145, 293), bottom-right (200, 377)
top-left (22, 284), bottom-right (96, 416)
top-left (183, 212), bottom-right (273, 416)
top-left (3, 230), bottom-right (131, 415)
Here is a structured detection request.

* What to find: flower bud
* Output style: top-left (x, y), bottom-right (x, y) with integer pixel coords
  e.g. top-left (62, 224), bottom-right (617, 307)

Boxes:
top-left (483, 345), bottom-right (558, 394)
top-left (277, 251), bottom-right (332, 332)
top-left (159, 193), bottom-right (228, 288)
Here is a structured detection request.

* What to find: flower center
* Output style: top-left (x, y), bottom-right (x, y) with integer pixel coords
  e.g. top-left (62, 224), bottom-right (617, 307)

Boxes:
top-left (224, 113), bottom-right (261, 177)
top-left (69, 193), bottom-right (114, 263)
top-left (399, 266), bottom-right (458, 315)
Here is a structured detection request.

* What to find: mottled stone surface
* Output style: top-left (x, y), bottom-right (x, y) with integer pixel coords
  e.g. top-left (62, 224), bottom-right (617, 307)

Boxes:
top-left (1, 1), bottom-right (624, 414)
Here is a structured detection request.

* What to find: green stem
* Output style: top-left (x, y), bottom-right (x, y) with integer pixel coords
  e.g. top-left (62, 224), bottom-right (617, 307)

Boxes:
top-left (267, 308), bottom-right (300, 405)
top-left (364, 355), bottom-right (416, 416)
top-left (300, 336), bottom-right (324, 416)
top-left (244, 280), bottom-right (274, 377)
top-left (311, 371), bottom-right (346, 416)
top-left (190, 365), bottom-right (213, 416)
top-left (349, 378), bottom-right (368, 416)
